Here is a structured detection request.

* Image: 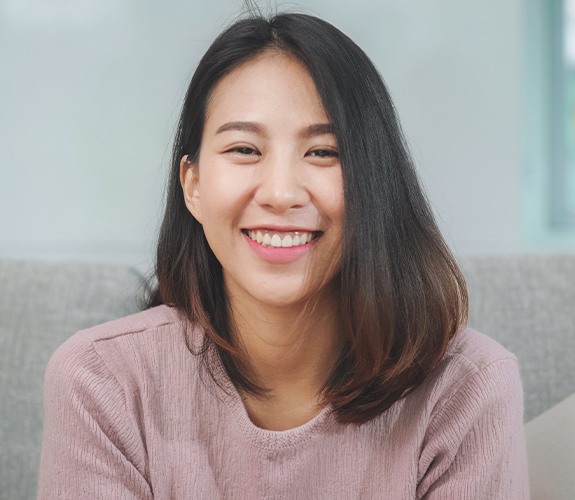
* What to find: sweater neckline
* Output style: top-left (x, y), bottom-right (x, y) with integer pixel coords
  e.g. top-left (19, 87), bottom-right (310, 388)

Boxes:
top-left (207, 344), bottom-right (338, 451)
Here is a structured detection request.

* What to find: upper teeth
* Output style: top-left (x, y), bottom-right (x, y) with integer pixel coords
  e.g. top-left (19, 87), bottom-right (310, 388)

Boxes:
top-left (247, 230), bottom-right (314, 248)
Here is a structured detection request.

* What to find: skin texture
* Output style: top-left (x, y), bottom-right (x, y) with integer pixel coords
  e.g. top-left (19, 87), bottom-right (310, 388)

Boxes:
top-left (180, 50), bottom-right (344, 429)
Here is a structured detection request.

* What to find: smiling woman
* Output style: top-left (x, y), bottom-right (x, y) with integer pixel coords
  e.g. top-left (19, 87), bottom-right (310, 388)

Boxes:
top-left (37, 10), bottom-right (529, 500)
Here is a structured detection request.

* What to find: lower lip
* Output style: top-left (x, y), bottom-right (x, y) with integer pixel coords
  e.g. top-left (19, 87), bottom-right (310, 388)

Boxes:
top-left (243, 233), bottom-right (317, 264)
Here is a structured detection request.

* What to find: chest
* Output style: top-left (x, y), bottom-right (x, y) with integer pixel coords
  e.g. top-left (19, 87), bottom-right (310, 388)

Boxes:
top-left (142, 415), bottom-right (422, 500)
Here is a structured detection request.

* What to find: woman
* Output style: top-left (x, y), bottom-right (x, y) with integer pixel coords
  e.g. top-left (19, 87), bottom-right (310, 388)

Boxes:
top-left (38, 12), bottom-right (529, 499)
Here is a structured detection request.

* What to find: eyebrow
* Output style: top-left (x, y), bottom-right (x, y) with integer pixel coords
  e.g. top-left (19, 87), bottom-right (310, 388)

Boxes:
top-left (214, 121), bottom-right (335, 139)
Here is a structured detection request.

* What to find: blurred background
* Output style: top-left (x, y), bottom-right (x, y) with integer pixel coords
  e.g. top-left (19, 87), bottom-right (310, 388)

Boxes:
top-left (1, 0), bottom-right (574, 272)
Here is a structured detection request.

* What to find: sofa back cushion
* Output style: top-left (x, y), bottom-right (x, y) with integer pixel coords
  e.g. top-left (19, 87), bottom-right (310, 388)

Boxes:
top-left (463, 254), bottom-right (575, 422)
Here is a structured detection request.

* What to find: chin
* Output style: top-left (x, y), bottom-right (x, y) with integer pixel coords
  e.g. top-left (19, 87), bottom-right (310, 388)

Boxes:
top-left (251, 290), bottom-right (309, 309)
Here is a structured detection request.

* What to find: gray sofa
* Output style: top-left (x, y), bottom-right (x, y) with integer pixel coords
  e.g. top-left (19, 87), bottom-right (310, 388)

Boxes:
top-left (1, 255), bottom-right (574, 499)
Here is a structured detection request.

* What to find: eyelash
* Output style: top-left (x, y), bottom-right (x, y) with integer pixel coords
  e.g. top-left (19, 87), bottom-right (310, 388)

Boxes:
top-left (228, 146), bottom-right (260, 156)
top-left (225, 147), bottom-right (339, 158)
top-left (307, 149), bottom-right (339, 158)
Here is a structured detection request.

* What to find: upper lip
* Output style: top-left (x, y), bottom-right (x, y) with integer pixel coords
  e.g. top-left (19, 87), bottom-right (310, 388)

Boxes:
top-left (241, 225), bottom-right (320, 232)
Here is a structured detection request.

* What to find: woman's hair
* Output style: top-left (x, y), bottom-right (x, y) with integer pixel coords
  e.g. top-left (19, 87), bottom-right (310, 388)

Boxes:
top-left (148, 12), bottom-right (468, 425)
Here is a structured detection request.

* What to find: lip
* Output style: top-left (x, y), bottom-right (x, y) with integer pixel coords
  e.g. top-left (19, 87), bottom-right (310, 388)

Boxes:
top-left (241, 224), bottom-right (319, 233)
top-left (242, 231), bottom-right (318, 264)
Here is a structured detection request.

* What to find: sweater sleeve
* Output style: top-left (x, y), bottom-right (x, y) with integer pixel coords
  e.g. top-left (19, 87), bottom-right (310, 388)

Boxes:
top-left (416, 357), bottom-right (530, 500)
top-left (37, 334), bottom-right (153, 499)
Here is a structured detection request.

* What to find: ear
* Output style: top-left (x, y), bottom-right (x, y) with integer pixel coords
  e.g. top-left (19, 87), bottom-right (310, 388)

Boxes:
top-left (180, 155), bottom-right (202, 223)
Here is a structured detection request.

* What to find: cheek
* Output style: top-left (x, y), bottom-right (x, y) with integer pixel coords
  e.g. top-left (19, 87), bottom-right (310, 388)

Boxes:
top-left (321, 171), bottom-right (344, 221)
top-left (197, 166), bottom-right (252, 222)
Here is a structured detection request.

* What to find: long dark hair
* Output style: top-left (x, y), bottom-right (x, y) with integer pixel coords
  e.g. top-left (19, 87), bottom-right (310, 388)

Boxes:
top-left (148, 12), bottom-right (468, 425)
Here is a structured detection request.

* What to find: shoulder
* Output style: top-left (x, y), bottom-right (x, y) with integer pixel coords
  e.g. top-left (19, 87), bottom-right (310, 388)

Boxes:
top-left (402, 327), bottom-right (523, 440)
top-left (427, 327), bottom-right (520, 401)
top-left (53, 304), bottom-right (189, 356)
top-left (414, 330), bottom-right (529, 497)
top-left (39, 307), bottom-right (187, 498)
top-left (414, 327), bottom-right (524, 441)
top-left (74, 304), bottom-right (186, 343)
top-left (446, 327), bottom-right (517, 368)
top-left (45, 305), bottom-right (201, 397)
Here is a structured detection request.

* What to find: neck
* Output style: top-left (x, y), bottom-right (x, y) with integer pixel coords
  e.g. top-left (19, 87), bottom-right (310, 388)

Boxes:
top-left (231, 292), bottom-right (340, 391)
top-left (228, 287), bottom-right (342, 399)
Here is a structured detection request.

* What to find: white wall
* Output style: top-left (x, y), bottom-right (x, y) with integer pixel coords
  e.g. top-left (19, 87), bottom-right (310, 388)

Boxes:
top-left (0, 0), bottom-right (525, 268)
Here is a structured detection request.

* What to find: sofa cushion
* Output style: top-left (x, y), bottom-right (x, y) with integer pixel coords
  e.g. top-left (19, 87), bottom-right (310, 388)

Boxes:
top-left (525, 392), bottom-right (575, 500)
top-left (462, 254), bottom-right (575, 422)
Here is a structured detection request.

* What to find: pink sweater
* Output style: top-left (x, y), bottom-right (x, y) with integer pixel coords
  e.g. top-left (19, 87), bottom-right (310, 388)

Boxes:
top-left (37, 305), bottom-right (529, 499)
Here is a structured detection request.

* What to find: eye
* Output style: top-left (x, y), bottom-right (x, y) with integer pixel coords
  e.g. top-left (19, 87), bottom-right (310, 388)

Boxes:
top-left (226, 146), bottom-right (260, 156)
top-left (307, 149), bottom-right (339, 158)
top-left (306, 148), bottom-right (339, 165)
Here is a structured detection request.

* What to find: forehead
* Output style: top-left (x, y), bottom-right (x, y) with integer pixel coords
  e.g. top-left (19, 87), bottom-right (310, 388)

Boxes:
top-left (203, 50), bottom-right (329, 128)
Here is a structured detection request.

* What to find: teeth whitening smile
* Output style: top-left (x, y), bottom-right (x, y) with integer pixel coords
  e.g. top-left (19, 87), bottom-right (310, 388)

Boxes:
top-left (244, 230), bottom-right (318, 248)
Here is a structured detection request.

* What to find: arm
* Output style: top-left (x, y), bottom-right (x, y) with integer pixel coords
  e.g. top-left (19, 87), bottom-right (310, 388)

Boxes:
top-left (37, 334), bottom-right (153, 499)
top-left (417, 358), bottom-right (530, 500)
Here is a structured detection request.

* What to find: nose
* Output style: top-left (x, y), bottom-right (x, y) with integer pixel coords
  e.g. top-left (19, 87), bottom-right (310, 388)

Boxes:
top-left (253, 152), bottom-right (310, 213)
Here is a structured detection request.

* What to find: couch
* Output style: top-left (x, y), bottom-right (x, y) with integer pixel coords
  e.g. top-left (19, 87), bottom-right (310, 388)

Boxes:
top-left (1, 255), bottom-right (574, 499)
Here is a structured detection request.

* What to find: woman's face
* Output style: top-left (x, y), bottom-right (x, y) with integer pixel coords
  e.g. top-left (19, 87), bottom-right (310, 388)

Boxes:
top-left (181, 50), bottom-right (344, 310)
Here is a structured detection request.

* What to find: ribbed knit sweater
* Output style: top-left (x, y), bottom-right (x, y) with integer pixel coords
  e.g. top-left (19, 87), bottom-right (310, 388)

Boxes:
top-left (37, 305), bottom-right (529, 499)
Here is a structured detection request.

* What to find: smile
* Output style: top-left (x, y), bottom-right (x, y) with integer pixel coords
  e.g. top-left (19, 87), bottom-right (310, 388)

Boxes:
top-left (242, 229), bottom-right (321, 248)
